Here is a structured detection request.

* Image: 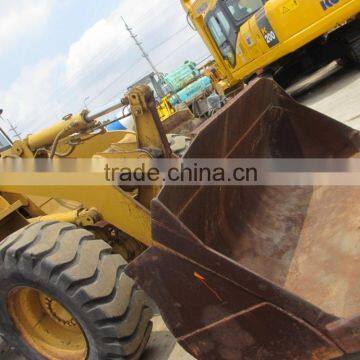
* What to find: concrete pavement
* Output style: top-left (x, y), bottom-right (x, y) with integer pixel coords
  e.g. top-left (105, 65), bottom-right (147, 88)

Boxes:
top-left (0, 315), bottom-right (195, 360)
top-left (143, 316), bottom-right (194, 360)
top-left (296, 65), bottom-right (360, 130)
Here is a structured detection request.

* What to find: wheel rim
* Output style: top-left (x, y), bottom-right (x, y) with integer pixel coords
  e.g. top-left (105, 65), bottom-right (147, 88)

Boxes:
top-left (7, 287), bottom-right (88, 360)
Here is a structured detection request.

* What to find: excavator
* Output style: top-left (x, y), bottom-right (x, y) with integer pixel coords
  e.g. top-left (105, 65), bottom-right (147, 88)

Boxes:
top-left (181, 0), bottom-right (360, 90)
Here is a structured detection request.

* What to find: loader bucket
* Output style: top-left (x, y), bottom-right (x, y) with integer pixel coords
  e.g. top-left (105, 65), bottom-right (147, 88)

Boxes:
top-left (126, 78), bottom-right (360, 359)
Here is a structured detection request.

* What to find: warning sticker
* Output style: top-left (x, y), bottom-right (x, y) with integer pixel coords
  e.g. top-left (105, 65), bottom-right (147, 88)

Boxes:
top-left (280, 0), bottom-right (299, 14)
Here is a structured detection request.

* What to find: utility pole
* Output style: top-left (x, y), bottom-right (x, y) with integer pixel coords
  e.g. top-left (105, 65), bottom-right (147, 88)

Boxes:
top-left (121, 17), bottom-right (185, 108)
top-left (121, 17), bottom-right (159, 74)
top-left (0, 109), bottom-right (22, 140)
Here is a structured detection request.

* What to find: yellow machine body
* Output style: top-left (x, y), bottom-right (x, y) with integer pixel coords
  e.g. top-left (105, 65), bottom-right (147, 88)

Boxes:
top-left (182, 0), bottom-right (360, 87)
top-left (157, 96), bottom-right (177, 121)
top-left (0, 86), bottom-right (170, 247)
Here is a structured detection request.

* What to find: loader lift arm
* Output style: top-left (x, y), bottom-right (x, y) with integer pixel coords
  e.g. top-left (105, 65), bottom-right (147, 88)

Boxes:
top-left (0, 85), bottom-right (173, 246)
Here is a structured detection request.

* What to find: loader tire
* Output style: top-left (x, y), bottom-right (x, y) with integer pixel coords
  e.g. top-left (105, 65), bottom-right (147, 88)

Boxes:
top-left (0, 221), bottom-right (153, 360)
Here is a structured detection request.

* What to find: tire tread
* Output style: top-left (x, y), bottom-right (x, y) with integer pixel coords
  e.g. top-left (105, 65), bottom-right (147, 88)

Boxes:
top-left (0, 222), bottom-right (152, 360)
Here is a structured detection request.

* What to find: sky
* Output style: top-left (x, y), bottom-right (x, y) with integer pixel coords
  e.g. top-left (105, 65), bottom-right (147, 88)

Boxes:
top-left (0, 0), bottom-right (210, 138)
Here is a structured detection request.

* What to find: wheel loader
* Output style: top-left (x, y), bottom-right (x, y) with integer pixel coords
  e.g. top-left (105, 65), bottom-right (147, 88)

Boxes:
top-left (182, 0), bottom-right (360, 90)
top-left (0, 78), bottom-right (359, 359)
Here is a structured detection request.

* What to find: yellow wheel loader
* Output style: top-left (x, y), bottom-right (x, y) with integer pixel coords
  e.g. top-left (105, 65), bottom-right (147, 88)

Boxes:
top-left (0, 87), bottom-right (165, 360)
top-left (0, 79), bottom-right (359, 359)
top-left (182, 0), bottom-right (360, 89)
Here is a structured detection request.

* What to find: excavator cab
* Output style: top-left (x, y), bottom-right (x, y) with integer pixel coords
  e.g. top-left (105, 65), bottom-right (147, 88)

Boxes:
top-left (224, 0), bottom-right (264, 23)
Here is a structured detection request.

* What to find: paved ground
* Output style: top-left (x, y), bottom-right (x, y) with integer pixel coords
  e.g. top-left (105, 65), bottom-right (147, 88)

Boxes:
top-left (1, 64), bottom-right (359, 360)
top-left (295, 64), bottom-right (360, 130)
top-left (143, 316), bottom-right (194, 360)
top-left (0, 315), bottom-right (194, 360)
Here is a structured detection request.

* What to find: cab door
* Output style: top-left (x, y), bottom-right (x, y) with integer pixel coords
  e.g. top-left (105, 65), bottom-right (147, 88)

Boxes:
top-left (224, 0), bottom-right (267, 66)
top-left (206, 10), bottom-right (238, 69)
top-left (205, 1), bottom-right (267, 79)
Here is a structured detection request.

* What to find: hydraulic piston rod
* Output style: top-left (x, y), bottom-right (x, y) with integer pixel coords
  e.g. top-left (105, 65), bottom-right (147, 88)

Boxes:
top-left (26, 98), bottom-right (127, 151)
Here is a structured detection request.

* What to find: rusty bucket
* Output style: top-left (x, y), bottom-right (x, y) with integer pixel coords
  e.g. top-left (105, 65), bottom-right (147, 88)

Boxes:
top-left (126, 78), bottom-right (360, 359)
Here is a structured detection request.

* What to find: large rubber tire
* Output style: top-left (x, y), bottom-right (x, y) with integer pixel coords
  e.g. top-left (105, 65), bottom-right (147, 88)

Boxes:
top-left (0, 222), bottom-right (153, 360)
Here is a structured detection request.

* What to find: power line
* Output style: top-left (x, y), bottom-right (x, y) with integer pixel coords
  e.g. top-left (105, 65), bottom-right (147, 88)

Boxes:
top-left (148, 26), bottom-right (189, 53)
top-left (195, 54), bottom-right (212, 65)
top-left (57, 0), bottom-right (180, 89)
top-left (28, 2), bottom-right (198, 128)
top-left (122, 16), bottom-right (158, 74)
top-left (88, 57), bottom-right (146, 105)
top-left (30, 2), bottom-right (181, 118)
top-left (93, 26), bottom-right (190, 105)
top-left (0, 110), bottom-right (21, 140)
top-left (102, 33), bottom-right (203, 105)
top-left (129, 0), bottom-right (179, 27)
top-left (72, 29), bottom-right (201, 107)
top-left (93, 20), bottom-right (189, 105)
top-left (156, 33), bottom-right (198, 67)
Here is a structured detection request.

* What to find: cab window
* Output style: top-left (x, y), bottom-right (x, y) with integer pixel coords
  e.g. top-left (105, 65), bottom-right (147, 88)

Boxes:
top-left (215, 9), bottom-right (231, 36)
top-left (207, 15), bottom-right (236, 66)
top-left (224, 0), bottom-right (263, 24)
top-left (208, 16), bottom-right (227, 48)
